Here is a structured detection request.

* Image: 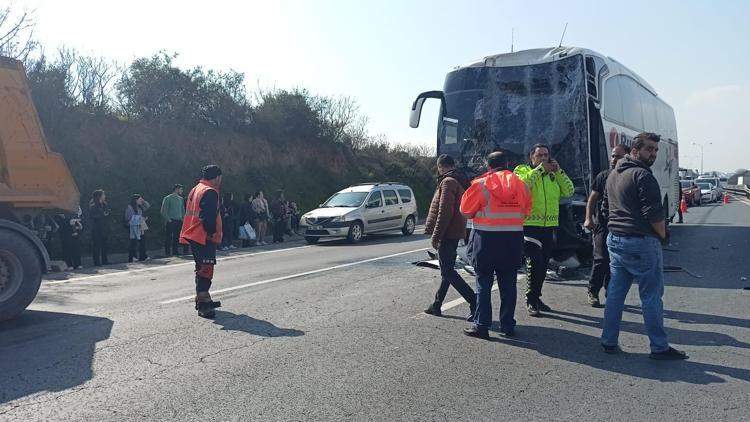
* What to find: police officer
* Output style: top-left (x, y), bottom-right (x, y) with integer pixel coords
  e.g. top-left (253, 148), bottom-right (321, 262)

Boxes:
top-left (461, 151), bottom-right (531, 339)
top-left (180, 165), bottom-right (224, 319)
top-left (515, 144), bottom-right (574, 316)
top-left (583, 144), bottom-right (628, 307)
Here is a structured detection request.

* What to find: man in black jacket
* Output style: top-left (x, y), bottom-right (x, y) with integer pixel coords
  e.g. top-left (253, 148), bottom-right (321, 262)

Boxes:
top-left (583, 144), bottom-right (628, 307)
top-left (600, 133), bottom-right (687, 360)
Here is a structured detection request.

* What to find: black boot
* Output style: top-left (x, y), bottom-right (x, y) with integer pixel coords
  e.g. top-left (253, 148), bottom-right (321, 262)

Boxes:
top-left (424, 303), bottom-right (442, 317)
top-left (197, 301), bottom-right (216, 319)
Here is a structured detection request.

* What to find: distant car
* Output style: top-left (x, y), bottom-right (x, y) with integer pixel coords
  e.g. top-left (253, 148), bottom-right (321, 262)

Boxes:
top-left (299, 182), bottom-right (418, 244)
top-left (680, 180), bottom-right (701, 206)
top-left (696, 177), bottom-right (723, 196)
top-left (696, 182), bottom-right (720, 203)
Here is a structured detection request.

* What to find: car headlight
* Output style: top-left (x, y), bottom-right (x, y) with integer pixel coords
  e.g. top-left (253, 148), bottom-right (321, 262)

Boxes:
top-left (331, 216), bottom-right (344, 222)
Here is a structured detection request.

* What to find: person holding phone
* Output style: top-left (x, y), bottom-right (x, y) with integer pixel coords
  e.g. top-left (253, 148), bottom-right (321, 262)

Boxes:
top-left (514, 144), bottom-right (574, 316)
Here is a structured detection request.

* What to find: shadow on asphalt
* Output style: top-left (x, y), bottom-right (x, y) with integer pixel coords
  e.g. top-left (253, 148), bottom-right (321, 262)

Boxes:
top-left (543, 309), bottom-right (750, 350)
top-left (493, 324), bottom-right (750, 385)
top-left (311, 232), bottom-right (421, 248)
top-left (624, 305), bottom-right (750, 330)
top-left (212, 311), bottom-right (304, 338)
top-left (0, 310), bottom-right (113, 405)
top-left (663, 225), bottom-right (750, 289)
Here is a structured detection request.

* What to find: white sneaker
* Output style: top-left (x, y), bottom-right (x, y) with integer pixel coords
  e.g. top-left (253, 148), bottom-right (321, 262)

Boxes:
top-left (76, 266), bottom-right (83, 270)
top-left (65, 267), bottom-right (74, 271)
top-left (229, 245), bottom-right (237, 250)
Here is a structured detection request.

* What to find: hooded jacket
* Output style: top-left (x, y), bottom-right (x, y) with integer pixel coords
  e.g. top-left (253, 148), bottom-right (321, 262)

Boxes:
top-left (604, 155), bottom-right (664, 238)
top-left (425, 169), bottom-right (471, 241)
top-left (460, 169), bottom-right (531, 232)
top-left (514, 163), bottom-right (574, 227)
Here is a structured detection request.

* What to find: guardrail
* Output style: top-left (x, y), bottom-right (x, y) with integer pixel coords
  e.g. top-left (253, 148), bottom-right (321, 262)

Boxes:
top-left (724, 185), bottom-right (750, 198)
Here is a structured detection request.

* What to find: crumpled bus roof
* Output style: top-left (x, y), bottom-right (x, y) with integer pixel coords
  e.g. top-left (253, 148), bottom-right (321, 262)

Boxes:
top-left (453, 46), bottom-right (658, 97)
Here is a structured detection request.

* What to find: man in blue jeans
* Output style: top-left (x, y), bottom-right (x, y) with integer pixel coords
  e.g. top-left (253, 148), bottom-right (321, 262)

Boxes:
top-left (601, 132), bottom-right (687, 360)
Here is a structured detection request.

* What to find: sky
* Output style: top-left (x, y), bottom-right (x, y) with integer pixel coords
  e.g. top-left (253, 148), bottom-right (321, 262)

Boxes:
top-left (14, 0), bottom-right (750, 173)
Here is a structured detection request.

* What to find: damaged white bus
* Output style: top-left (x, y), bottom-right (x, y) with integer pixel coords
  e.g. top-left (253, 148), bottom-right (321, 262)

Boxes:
top-left (409, 46), bottom-right (679, 256)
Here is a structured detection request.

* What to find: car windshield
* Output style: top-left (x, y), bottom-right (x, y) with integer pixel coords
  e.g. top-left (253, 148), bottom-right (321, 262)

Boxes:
top-left (680, 181), bottom-right (693, 188)
top-left (697, 183), bottom-right (712, 190)
top-left (323, 192), bottom-right (368, 208)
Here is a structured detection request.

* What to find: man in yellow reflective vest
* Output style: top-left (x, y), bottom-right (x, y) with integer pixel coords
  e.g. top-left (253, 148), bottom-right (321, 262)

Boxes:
top-left (514, 144), bottom-right (574, 317)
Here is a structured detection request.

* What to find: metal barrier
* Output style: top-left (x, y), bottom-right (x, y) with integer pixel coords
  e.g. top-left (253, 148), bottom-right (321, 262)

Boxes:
top-left (724, 185), bottom-right (750, 198)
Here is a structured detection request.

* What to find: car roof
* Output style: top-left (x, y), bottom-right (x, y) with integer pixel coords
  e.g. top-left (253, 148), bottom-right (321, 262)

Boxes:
top-left (338, 183), bottom-right (412, 193)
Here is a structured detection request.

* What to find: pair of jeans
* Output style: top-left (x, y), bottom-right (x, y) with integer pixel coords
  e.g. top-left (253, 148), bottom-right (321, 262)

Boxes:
top-left (523, 226), bottom-right (555, 304)
top-left (61, 233), bottom-right (81, 268)
top-left (471, 230), bottom-right (524, 331)
top-left (433, 238), bottom-right (476, 310)
top-left (222, 219), bottom-right (234, 248)
top-left (588, 225), bottom-right (610, 296)
top-left (92, 230), bottom-right (109, 266)
top-left (164, 220), bottom-right (183, 255)
top-left (129, 236), bottom-right (147, 262)
top-left (601, 233), bottom-right (669, 353)
top-left (272, 219), bottom-right (285, 243)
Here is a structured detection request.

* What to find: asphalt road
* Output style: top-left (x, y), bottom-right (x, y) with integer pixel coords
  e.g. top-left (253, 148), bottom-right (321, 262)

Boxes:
top-left (1, 200), bottom-right (749, 421)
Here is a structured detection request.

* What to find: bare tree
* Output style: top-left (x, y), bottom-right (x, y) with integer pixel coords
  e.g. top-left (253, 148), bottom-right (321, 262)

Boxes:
top-left (0, 6), bottom-right (38, 61)
top-left (75, 53), bottom-right (121, 111)
top-left (313, 95), bottom-right (362, 143)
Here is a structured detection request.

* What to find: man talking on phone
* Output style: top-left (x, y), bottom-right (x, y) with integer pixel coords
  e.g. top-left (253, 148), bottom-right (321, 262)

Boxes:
top-left (515, 144), bottom-right (574, 316)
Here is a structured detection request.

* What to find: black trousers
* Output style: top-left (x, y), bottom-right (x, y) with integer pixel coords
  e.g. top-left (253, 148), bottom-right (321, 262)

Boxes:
top-left (61, 233), bottom-right (81, 268)
top-left (273, 219), bottom-right (284, 243)
top-left (190, 241), bottom-right (216, 294)
top-left (524, 226), bottom-right (555, 304)
top-left (433, 238), bottom-right (476, 309)
top-left (92, 230), bottom-right (109, 266)
top-left (588, 225), bottom-right (610, 295)
top-left (129, 236), bottom-right (147, 261)
top-left (164, 220), bottom-right (183, 255)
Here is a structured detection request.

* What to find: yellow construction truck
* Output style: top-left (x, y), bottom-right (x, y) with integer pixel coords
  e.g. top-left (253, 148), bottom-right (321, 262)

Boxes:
top-left (0, 55), bottom-right (79, 321)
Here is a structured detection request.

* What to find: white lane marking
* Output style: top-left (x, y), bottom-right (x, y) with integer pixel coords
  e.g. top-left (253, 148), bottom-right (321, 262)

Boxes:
top-left (45, 245), bottom-right (314, 285)
top-left (46, 227), bottom-right (427, 286)
top-left (159, 247), bottom-right (430, 304)
top-left (414, 284), bottom-right (499, 318)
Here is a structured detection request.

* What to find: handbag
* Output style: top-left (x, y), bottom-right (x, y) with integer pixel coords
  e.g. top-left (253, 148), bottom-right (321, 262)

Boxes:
top-left (239, 223), bottom-right (257, 240)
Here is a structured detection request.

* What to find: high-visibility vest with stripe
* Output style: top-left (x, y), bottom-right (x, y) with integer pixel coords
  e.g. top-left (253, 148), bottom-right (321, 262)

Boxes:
top-left (180, 180), bottom-right (223, 245)
top-left (460, 170), bottom-right (531, 232)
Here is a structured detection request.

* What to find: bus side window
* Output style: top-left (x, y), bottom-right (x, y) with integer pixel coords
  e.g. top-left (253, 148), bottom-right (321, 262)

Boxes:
top-left (442, 117), bottom-right (458, 145)
top-left (603, 77), bottom-right (624, 124)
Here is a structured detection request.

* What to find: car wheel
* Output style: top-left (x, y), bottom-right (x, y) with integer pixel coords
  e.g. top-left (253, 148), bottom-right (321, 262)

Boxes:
top-left (304, 236), bottom-right (319, 244)
top-left (402, 216), bottom-right (416, 236)
top-left (347, 221), bottom-right (364, 243)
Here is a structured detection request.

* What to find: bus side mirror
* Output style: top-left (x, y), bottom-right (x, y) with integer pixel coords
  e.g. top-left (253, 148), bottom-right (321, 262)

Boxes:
top-left (409, 91), bottom-right (445, 128)
top-left (410, 97), bottom-right (427, 128)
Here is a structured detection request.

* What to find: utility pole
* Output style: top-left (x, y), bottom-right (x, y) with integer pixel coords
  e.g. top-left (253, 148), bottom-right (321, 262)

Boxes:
top-left (693, 141), bottom-right (712, 174)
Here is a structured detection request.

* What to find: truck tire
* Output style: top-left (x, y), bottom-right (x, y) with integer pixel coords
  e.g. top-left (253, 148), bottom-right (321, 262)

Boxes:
top-left (0, 229), bottom-right (43, 322)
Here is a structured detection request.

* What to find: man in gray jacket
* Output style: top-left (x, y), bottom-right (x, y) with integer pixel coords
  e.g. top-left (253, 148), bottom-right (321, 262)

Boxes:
top-left (601, 132), bottom-right (687, 360)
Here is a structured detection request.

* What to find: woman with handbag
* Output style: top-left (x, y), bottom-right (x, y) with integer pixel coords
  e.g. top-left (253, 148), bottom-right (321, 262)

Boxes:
top-left (126, 194), bottom-right (151, 262)
top-left (238, 193), bottom-right (257, 247)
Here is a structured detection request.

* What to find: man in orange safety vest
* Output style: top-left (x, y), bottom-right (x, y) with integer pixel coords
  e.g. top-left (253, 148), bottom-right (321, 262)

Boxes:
top-left (460, 151), bottom-right (531, 339)
top-left (180, 165), bottom-right (224, 319)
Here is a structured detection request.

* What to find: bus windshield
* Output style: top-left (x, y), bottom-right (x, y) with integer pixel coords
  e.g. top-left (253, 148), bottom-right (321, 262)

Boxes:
top-left (439, 55), bottom-right (589, 189)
